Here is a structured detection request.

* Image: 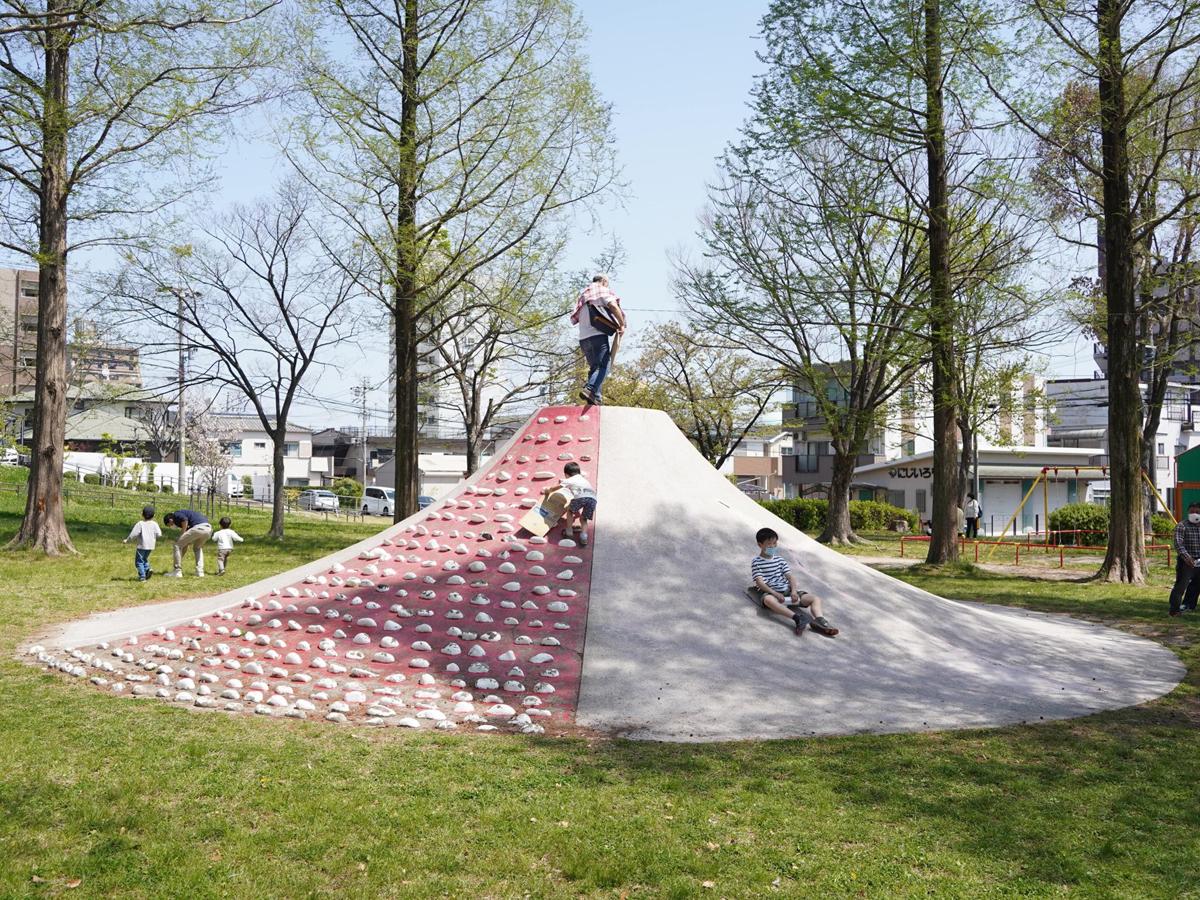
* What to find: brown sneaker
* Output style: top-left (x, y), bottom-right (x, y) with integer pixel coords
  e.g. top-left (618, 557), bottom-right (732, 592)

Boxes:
top-left (810, 616), bottom-right (839, 637)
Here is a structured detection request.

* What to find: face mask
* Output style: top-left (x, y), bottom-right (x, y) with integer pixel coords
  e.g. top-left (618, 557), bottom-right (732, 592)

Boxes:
top-left (1190, 514), bottom-right (1200, 525)
top-left (764, 546), bottom-right (781, 558)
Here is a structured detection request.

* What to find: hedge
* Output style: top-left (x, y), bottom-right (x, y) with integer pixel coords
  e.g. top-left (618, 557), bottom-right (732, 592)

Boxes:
top-left (1047, 502), bottom-right (1178, 546)
top-left (758, 497), bottom-right (918, 533)
top-left (82, 473), bottom-right (101, 485)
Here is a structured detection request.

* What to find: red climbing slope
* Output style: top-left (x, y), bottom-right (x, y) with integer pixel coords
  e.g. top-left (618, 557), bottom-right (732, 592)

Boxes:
top-left (47, 406), bottom-right (600, 734)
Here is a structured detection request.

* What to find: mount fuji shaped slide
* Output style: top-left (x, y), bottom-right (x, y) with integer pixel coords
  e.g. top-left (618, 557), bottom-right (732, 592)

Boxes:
top-left (27, 406), bottom-right (1183, 741)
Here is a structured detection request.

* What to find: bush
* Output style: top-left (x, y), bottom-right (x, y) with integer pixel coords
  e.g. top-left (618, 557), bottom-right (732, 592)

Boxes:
top-left (1152, 513), bottom-right (1176, 538)
top-left (137, 482), bottom-right (160, 493)
top-left (1047, 502), bottom-right (1109, 545)
top-left (160, 484), bottom-right (174, 495)
top-left (82, 473), bottom-right (101, 485)
top-left (850, 500), bottom-right (918, 533)
top-left (331, 476), bottom-right (364, 500)
top-left (757, 497), bottom-right (917, 534)
top-left (242, 474), bottom-right (253, 496)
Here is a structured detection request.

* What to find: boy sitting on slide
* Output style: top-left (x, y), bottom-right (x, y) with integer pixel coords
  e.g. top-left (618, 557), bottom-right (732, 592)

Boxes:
top-left (749, 527), bottom-right (838, 636)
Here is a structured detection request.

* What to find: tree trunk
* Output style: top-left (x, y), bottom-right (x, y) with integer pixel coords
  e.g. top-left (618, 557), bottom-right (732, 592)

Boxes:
top-left (11, 3), bottom-right (74, 555)
top-left (923, 0), bottom-right (960, 566)
top-left (1096, 0), bottom-right (1145, 583)
top-left (818, 448), bottom-right (859, 544)
top-left (957, 418), bottom-right (973, 504)
top-left (391, 0), bottom-right (421, 523)
top-left (269, 438), bottom-right (285, 539)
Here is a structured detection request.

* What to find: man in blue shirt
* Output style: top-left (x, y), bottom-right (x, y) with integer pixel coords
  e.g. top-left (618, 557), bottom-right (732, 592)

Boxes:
top-left (163, 509), bottom-right (213, 577)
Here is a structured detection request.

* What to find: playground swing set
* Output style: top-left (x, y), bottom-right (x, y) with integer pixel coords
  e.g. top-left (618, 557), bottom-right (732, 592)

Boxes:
top-left (899, 466), bottom-right (1178, 567)
top-left (982, 465), bottom-right (1175, 565)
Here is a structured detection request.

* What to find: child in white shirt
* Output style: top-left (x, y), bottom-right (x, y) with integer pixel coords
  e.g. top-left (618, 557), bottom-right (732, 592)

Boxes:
top-left (213, 516), bottom-right (244, 575)
top-left (123, 504), bottom-right (162, 582)
top-left (542, 461), bottom-right (597, 546)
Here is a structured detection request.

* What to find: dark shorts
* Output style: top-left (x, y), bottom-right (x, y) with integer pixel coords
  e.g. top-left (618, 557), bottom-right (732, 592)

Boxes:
top-left (748, 586), bottom-right (807, 608)
top-left (569, 497), bottom-right (597, 521)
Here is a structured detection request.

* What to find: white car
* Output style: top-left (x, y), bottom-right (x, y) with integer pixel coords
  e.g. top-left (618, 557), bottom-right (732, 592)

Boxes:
top-left (362, 486), bottom-right (395, 516)
top-left (0, 447), bottom-right (18, 466)
top-left (297, 489), bottom-right (339, 511)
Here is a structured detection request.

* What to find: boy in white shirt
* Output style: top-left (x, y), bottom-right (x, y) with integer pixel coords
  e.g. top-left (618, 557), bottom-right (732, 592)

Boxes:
top-left (213, 516), bottom-right (244, 575)
top-left (542, 461), bottom-right (597, 546)
top-left (123, 504), bottom-right (162, 582)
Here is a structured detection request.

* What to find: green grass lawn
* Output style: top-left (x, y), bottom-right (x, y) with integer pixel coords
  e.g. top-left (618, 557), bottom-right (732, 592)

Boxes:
top-left (1, 496), bottom-right (1198, 897)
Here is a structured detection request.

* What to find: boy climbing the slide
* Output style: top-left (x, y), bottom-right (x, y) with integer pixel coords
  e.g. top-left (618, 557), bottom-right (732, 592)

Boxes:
top-left (541, 461), bottom-right (597, 545)
top-left (750, 527), bottom-right (838, 636)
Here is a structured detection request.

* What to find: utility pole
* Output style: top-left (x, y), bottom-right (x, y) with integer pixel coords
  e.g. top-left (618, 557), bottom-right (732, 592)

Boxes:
top-left (351, 378), bottom-right (373, 491)
top-left (177, 290), bottom-right (186, 495)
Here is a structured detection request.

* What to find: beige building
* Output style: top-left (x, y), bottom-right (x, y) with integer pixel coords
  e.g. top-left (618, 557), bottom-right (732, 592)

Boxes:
top-left (0, 268), bottom-right (142, 397)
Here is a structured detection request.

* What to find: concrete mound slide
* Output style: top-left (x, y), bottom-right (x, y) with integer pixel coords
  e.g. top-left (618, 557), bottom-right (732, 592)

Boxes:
top-left (28, 406), bottom-right (1184, 742)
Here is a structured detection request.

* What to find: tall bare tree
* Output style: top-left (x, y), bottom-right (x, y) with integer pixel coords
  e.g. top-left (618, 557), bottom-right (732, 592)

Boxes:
top-left (430, 234), bottom-right (575, 474)
top-left (290, 0), bottom-right (619, 521)
top-left (0, 0), bottom-right (277, 553)
top-left (112, 185), bottom-right (361, 538)
top-left (681, 142), bottom-right (929, 545)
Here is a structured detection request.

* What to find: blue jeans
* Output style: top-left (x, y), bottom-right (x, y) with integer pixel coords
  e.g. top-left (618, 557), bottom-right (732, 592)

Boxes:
top-left (135, 547), bottom-right (152, 580)
top-left (580, 334), bottom-right (611, 401)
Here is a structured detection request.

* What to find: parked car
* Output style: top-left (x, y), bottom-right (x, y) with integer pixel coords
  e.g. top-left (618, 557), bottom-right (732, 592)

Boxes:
top-left (418, 495), bottom-right (435, 510)
top-left (297, 489), bottom-right (339, 511)
top-left (0, 447), bottom-right (18, 466)
top-left (362, 486), bottom-right (395, 516)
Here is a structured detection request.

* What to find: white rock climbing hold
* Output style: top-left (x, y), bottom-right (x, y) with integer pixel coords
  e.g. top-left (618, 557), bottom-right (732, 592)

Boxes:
top-left (475, 612), bottom-right (494, 623)
top-left (353, 633), bottom-right (371, 645)
top-left (487, 704), bottom-right (516, 716)
top-left (498, 561), bottom-right (517, 574)
top-left (548, 601), bottom-right (569, 613)
top-left (503, 680), bottom-right (525, 692)
top-left (468, 561), bottom-right (487, 572)
top-left (556, 570), bottom-right (574, 580)
top-left (409, 658), bottom-right (430, 668)
top-left (533, 470), bottom-right (555, 480)
top-left (531, 586), bottom-right (550, 596)
top-left (468, 645), bottom-right (487, 658)
top-left (475, 678), bottom-right (500, 690)
top-left (530, 652), bottom-right (555, 664)
top-left (396, 717), bottom-right (422, 728)
top-left (411, 640), bottom-right (432, 652)
top-left (529, 565), bottom-right (546, 576)
top-left (564, 555), bottom-right (583, 565)
top-left (540, 637), bottom-right (561, 646)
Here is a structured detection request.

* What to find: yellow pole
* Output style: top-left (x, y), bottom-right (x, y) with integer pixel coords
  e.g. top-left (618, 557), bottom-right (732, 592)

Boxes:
top-left (986, 470), bottom-right (1045, 561)
top-left (1142, 469), bottom-right (1177, 525)
top-left (1043, 470), bottom-right (1050, 546)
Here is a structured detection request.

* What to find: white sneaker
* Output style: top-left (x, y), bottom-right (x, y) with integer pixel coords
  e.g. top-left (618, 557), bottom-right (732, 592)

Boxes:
top-left (166, 571), bottom-right (183, 578)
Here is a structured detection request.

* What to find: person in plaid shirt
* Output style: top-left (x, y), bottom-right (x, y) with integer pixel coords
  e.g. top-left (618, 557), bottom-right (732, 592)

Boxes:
top-left (1169, 502), bottom-right (1200, 616)
top-left (569, 274), bottom-right (626, 405)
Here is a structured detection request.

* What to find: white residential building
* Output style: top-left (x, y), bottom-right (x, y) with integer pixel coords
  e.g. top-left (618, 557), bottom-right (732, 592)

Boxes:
top-left (212, 416), bottom-right (333, 496)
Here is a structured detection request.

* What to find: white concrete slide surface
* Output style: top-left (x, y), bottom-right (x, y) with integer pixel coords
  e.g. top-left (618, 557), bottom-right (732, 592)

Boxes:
top-left (575, 407), bottom-right (1184, 742)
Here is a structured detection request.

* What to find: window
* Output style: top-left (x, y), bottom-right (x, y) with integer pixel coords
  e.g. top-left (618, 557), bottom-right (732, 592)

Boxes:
top-left (902, 439), bottom-right (916, 456)
top-left (1158, 442), bottom-right (1166, 455)
top-left (887, 489), bottom-right (905, 509)
top-left (915, 489), bottom-right (927, 513)
top-left (226, 441), bottom-right (242, 458)
top-left (284, 441), bottom-right (299, 457)
top-left (20, 281), bottom-right (37, 297)
top-left (19, 315), bottom-right (36, 334)
top-left (124, 406), bottom-right (137, 419)
top-left (254, 441), bottom-right (266, 449)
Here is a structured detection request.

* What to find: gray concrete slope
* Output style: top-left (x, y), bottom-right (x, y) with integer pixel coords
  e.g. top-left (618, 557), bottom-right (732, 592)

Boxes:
top-left (576, 407), bottom-right (1184, 742)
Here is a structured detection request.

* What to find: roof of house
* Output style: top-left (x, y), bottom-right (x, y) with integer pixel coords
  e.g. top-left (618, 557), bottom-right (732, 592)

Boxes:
top-left (210, 415), bottom-right (312, 435)
top-left (8, 381), bottom-right (169, 406)
top-left (854, 445), bottom-right (1104, 476)
top-left (63, 409), bottom-right (152, 443)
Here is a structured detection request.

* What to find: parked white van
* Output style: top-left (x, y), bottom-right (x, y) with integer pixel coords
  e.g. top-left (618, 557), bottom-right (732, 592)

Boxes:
top-left (362, 486), bottom-right (395, 516)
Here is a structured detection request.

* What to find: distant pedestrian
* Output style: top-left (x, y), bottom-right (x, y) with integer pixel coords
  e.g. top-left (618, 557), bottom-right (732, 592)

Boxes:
top-left (212, 516), bottom-right (244, 576)
top-left (570, 273), bottom-right (626, 406)
top-left (123, 504), bottom-right (162, 582)
top-left (1169, 503), bottom-right (1200, 617)
top-left (964, 493), bottom-right (982, 538)
top-left (163, 508), bottom-right (212, 577)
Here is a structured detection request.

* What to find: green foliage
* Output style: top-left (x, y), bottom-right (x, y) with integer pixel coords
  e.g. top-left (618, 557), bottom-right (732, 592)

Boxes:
top-left (136, 482), bottom-right (160, 493)
top-left (758, 497), bottom-right (917, 533)
top-left (1151, 513), bottom-right (1176, 538)
top-left (1047, 503), bottom-right (1109, 545)
top-left (82, 473), bottom-right (101, 485)
top-left (330, 477), bottom-right (363, 500)
top-left (160, 484), bottom-right (174, 495)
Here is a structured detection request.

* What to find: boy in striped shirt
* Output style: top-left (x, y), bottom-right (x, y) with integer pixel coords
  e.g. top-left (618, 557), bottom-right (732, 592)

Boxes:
top-left (750, 527), bottom-right (838, 636)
